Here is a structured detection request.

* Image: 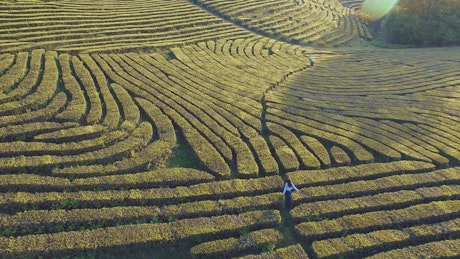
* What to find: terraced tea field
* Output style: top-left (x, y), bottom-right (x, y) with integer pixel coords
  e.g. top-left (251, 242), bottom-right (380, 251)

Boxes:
top-left (0, 0), bottom-right (459, 258)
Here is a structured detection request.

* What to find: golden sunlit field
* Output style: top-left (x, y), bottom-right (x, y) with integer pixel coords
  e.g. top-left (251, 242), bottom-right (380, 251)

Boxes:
top-left (0, 0), bottom-right (459, 258)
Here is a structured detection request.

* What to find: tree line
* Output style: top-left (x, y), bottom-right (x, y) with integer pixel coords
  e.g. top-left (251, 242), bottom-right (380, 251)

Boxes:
top-left (380, 0), bottom-right (460, 47)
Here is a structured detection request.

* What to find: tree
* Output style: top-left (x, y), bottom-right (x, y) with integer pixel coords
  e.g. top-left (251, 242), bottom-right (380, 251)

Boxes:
top-left (380, 0), bottom-right (460, 47)
top-left (397, 0), bottom-right (458, 19)
top-left (381, 12), bottom-right (423, 45)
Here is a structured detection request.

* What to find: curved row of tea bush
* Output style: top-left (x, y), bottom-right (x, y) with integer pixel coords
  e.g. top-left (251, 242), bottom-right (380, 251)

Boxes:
top-left (291, 185), bottom-right (460, 221)
top-left (190, 228), bottom-right (283, 258)
top-left (291, 168), bottom-right (460, 206)
top-left (367, 239), bottom-right (460, 259)
top-left (0, 51), bottom-right (57, 117)
top-left (0, 50), bottom-right (181, 176)
top-left (0, 193), bottom-right (283, 237)
top-left (1, 167), bottom-right (215, 193)
top-left (0, 122), bottom-right (153, 173)
top-left (0, 209), bottom-right (281, 258)
top-left (196, 0), bottom-right (370, 46)
top-left (0, 0), bottom-right (253, 53)
top-left (288, 163), bottom-right (460, 258)
top-left (81, 38), bottom-right (325, 177)
top-left (2, 159), bottom-right (456, 258)
top-left (236, 243), bottom-right (309, 259)
top-left (313, 218), bottom-right (460, 258)
top-left (1, 5), bottom-right (459, 257)
top-left (0, 175), bottom-right (284, 213)
top-left (266, 47), bottom-right (460, 167)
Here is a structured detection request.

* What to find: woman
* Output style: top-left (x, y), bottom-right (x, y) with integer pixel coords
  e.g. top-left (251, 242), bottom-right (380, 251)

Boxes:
top-left (283, 179), bottom-right (299, 209)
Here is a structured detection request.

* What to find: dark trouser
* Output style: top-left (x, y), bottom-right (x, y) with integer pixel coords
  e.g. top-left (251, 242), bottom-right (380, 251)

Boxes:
top-left (285, 191), bottom-right (292, 209)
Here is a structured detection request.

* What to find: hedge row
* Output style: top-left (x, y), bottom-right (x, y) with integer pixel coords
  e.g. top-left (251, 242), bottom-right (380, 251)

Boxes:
top-left (154, 41), bottom-right (312, 176)
top-left (139, 49), bottom-right (251, 124)
top-left (53, 26), bottom-right (251, 53)
top-left (0, 53), bottom-right (14, 73)
top-left (292, 167), bottom-right (460, 205)
top-left (273, 48), bottom-right (460, 164)
top-left (286, 160), bottom-right (436, 187)
top-left (180, 44), bottom-right (244, 88)
top-left (70, 56), bottom-right (102, 125)
top-left (367, 239), bottom-right (460, 259)
top-left (110, 83), bottom-right (140, 131)
top-left (0, 121), bottom-right (151, 172)
top-left (157, 192), bottom-right (283, 220)
top-left (165, 44), bottom-right (271, 112)
top-left (33, 124), bottom-right (108, 142)
top-left (0, 129), bottom-right (127, 156)
top-left (299, 135), bottom-right (331, 167)
top-left (168, 46), bottom-right (265, 99)
top-left (314, 229), bottom-right (409, 259)
top-left (0, 91), bottom-right (66, 128)
top-left (197, 0), bottom-right (365, 46)
top-left (144, 41), bottom-right (313, 176)
top-left (67, 23), bottom-right (244, 47)
top-left (0, 174), bottom-right (71, 192)
top-left (405, 123), bottom-right (460, 162)
top-left (281, 50), bottom-right (452, 95)
top-left (191, 228), bottom-right (283, 258)
top-left (300, 109), bottom-right (448, 165)
top-left (0, 50), bottom-right (58, 118)
top-left (159, 52), bottom-right (278, 175)
top-left (0, 0), bottom-right (253, 53)
top-left (70, 167), bottom-right (215, 189)
top-left (269, 135), bottom-right (299, 172)
top-left (145, 49), bottom-right (257, 106)
top-left (4, 168), bottom-right (203, 192)
top-left (235, 243), bottom-right (309, 259)
top-left (295, 200), bottom-right (460, 240)
top-left (267, 122), bottom-right (321, 169)
top-left (330, 145), bottom-right (351, 166)
top-left (1, 193), bottom-right (283, 237)
top-left (181, 123), bottom-right (232, 178)
top-left (104, 53), bottom-right (234, 162)
top-left (0, 51), bottom-right (28, 92)
top-left (51, 139), bottom-right (171, 177)
top-left (0, 175), bottom-right (283, 212)
top-left (356, 117), bottom-right (441, 160)
top-left (128, 66), bottom-right (249, 173)
top-left (19, 51), bottom-right (58, 112)
top-left (0, 49), bottom-right (43, 104)
top-left (250, 133), bottom-right (280, 175)
top-left (135, 97), bottom-right (176, 147)
top-left (312, 218), bottom-right (460, 258)
top-left (291, 185), bottom-right (460, 222)
top-left (319, 10), bottom-right (358, 46)
top-left (266, 111), bottom-right (374, 163)
top-left (0, 210), bottom-right (281, 258)
top-left (269, 106), bottom-right (418, 162)
top-left (78, 54), bottom-right (120, 129)
top-left (187, 39), bottom-right (293, 86)
top-left (55, 53), bottom-right (86, 122)
top-left (0, 121), bottom-right (78, 141)
top-left (91, 53), bottom-right (231, 178)
top-left (156, 51), bottom-right (265, 178)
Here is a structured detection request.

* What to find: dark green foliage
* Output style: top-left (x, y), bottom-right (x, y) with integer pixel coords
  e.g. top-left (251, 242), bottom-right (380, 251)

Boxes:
top-left (381, 12), bottom-right (423, 46)
top-left (381, 0), bottom-right (460, 47)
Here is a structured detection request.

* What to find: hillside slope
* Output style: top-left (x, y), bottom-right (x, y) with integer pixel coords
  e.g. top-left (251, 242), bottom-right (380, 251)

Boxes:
top-left (0, 1), bottom-right (459, 258)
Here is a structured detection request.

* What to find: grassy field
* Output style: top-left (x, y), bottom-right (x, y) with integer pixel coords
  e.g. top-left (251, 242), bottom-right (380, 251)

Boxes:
top-left (0, 0), bottom-right (459, 258)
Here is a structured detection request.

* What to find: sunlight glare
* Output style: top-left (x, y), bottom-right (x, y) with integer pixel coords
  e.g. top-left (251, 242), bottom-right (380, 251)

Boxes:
top-left (361, 0), bottom-right (398, 21)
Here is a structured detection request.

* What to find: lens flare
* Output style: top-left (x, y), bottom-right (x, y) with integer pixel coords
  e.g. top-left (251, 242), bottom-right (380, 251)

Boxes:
top-left (360, 0), bottom-right (398, 21)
